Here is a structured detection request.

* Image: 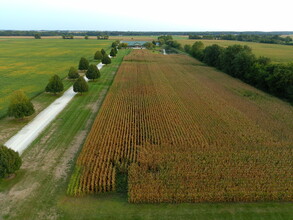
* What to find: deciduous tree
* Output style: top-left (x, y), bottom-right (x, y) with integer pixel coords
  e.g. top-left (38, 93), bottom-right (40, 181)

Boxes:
top-left (102, 56), bottom-right (111, 65)
top-left (78, 57), bottom-right (89, 70)
top-left (94, 51), bottom-right (103, 60)
top-left (68, 67), bottom-right (79, 79)
top-left (0, 145), bottom-right (22, 178)
top-left (8, 90), bottom-right (35, 119)
top-left (45, 75), bottom-right (64, 95)
top-left (101, 49), bottom-right (106, 56)
top-left (86, 64), bottom-right (100, 81)
top-left (73, 76), bottom-right (88, 94)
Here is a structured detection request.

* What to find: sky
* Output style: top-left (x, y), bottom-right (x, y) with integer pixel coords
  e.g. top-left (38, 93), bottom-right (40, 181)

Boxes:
top-left (1, 0), bottom-right (293, 31)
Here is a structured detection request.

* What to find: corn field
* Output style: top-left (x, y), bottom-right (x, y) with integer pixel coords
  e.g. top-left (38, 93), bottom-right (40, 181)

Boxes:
top-left (68, 50), bottom-right (293, 203)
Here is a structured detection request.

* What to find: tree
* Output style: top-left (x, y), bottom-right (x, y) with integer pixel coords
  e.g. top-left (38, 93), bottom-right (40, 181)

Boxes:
top-left (73, 76), bottom-right (88, 94)
top-left (110, 48), bottom-right (116, 57)
top-left (0, 145), bottom-right (22, 178)
top-left (203, 44), bottom-right (223, 67)
top-left (45, 74), bottom-right (64, 95)
top-left (144, 42), bottom-right (155, 50)
top-left (78, 57), bottom-right (89, 70)
top-left (84, 35), bottom-right (89, 40)
top-left (102, 56), bottom-right (111, 65)
top-left (266, 63), bottom-right (293, 99)
top-left (114, 47), bottom-right (118, 54)
top-left (191, 41), bottom-right (204, 60)
top-left (120, 43), bottom-right (128, 48)
top-left (86, 64), bottom-right (100, 81)
top-left (68, 67), bottom-right (79, 79)
top-left (219, 45), bottom-right (251, 75)
top-left (112, 42), bottom-right (118, 48)
top-left (184, 45), bottom-right (191, 54)
top-left (94, 50), bottom-right (103, 60)
top-left (34, 33), bottom-right (41, 39)
top-left (232, 50), bottom-right (256, 79)
top-left (101, 49), bottom-right (106, 56)
top-left (8, 90), bottom-right (35, 119)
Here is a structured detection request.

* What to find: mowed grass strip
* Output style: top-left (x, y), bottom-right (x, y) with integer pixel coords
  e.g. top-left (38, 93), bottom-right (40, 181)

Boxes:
top-left (0, 38), bottom-right (111, 117)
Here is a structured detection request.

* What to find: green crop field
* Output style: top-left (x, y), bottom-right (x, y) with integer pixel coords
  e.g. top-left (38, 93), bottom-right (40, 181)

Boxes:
top-left (178, 39), bottom-right (293, 63)
top-left (0, 38), bottom-right (112, 117)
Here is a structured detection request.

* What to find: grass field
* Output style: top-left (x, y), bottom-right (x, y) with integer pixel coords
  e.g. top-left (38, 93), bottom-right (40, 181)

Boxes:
top-left (178, 39), bottom-right (293, 63)
top-left (0, 38), bottom-right (112, 118)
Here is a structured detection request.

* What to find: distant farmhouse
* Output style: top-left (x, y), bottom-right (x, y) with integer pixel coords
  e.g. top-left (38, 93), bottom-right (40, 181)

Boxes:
top-left (123, 41), bottom-right (146, 49)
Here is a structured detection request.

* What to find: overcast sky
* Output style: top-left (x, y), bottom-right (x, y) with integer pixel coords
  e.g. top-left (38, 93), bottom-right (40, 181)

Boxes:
top-left (1, 0), bottom-right (292, 31)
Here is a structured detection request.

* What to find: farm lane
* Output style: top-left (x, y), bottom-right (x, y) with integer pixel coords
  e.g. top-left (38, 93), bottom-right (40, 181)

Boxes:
top-left (5, 61), bottom-right (106, 154)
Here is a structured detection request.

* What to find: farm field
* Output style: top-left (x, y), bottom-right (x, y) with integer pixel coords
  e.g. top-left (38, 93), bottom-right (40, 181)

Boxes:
top-left (0, 49), bottom-right (292, 219)
top-left (69, 50), bottom-right (293, 203)
top-left (0, 38), bottom-right (111, 118)
top-left (178, 39), bottom-right (293, 63)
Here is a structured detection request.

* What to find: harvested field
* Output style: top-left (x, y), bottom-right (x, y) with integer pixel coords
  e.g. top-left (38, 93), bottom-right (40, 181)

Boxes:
top-left (69, 50), bottom-right (293, 203)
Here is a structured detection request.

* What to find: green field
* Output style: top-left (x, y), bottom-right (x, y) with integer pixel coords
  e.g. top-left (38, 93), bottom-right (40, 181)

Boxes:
top-left (178, 39), bottom-right (293, 63)
top-left (0, 38), bottom-right (111, 117)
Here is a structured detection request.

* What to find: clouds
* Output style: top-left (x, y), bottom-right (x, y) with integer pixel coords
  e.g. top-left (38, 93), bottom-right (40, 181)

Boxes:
top-left (0, 0), bottom-right (292, 31)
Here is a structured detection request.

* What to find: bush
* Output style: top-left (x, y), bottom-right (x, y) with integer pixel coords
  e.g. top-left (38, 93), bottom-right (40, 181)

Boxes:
top-left (78, 57), bottom-right (89, 70)
top-left (68, 67), bottom-right (79, 79)
top-left (0, 145), bottom-right (22, 178)
top-left (8, 90), bottom-right (35, 119)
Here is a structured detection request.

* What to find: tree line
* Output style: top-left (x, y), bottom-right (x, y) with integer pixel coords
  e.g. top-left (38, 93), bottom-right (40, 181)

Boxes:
top-left (2, 30), bottom-right (292, 37)
top-left (189, 34), bottom-right (293, 45)
top-left (184, 42), bottom-right (293, 102)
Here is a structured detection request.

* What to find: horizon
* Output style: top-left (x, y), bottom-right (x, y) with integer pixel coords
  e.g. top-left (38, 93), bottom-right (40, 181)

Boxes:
top-left (1, 30), bottom-right (293, 33)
